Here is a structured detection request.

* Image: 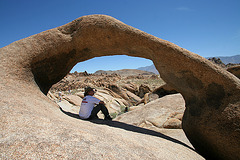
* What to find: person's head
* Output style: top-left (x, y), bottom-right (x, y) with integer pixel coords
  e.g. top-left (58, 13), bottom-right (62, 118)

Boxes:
top-left (84, 87), bottom-right (96, 96)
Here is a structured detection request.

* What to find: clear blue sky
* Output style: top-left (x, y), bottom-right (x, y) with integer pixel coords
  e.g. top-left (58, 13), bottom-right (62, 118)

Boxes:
top-left (1, 0), bottom-right (240, 73)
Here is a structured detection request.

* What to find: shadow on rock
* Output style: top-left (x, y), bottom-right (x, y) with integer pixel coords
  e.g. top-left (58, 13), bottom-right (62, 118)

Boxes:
top-left (60, 107), bottom-right (196, 153)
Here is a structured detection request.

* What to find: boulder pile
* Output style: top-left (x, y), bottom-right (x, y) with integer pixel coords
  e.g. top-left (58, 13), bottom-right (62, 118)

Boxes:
top-left (208, 57), bottom-right (240, 79)
top-left (49, 71), bottom-right (174, 121)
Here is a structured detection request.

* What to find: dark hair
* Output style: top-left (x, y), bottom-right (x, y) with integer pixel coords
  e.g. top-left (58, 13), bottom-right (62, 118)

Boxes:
top-left (84, 87), bottom-right (95, 96)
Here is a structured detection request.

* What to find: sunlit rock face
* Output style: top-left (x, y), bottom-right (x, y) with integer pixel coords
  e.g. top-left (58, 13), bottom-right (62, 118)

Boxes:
top-left (0, 14), bottom-right (239, 160)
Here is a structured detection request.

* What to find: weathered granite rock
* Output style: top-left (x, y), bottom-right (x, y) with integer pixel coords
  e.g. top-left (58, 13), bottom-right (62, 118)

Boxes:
top-left (126, 90), bottom-right (142, 105)
top-left (122, 83), bottom-right (138, 94)
top-left (63, 94), bottom-right (82, 106)
top-left (153, 84), bottom-right (178, 97)
top-left (227, 65), bottom-right (240, 79)
top-left (107, 84), bottom-right (131, 104)
top-left (116, 94), bottom-right (185, 129)
top-left (47, 91), bottom-right (58, 101)
top-left (0, 14), bottom-right (239, 159)
top-left (92, 89), bottom-right (128, 114)
top-left (138, 84), bottom-right (151, 98)
top-left (163, 118), bottom-right (182, 129)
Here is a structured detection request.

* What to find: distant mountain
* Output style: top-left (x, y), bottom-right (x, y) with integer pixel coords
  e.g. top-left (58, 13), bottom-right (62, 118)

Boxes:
top-left (93, 55), bottom-right (239, 76)
top-left (137, 65), bottom-right (159, 74)
top-left (207, 55), bottom-right (240, 64)
top-left (217, 55), bottom-right (240, 64)
top-left (137, 55), bottom-right (240, 74)
top-left (94, 69), bottom-right (155, 76)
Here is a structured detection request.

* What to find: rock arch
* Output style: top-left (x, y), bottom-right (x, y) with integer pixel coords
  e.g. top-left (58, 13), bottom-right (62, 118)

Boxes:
top-left (0, 15), bottom-right (239, 159)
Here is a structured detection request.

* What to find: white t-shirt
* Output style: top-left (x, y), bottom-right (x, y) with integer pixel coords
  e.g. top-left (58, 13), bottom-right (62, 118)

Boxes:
top-left (79, 95), bottom-right (101, 119)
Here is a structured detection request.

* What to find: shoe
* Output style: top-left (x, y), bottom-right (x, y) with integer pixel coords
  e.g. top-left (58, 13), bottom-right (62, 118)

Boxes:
top-left (94, 115), bottom-right (99, 119)
top-left (104, 115), bottom-right (112, 121)
top-left (93, 116), bottom-right (100, 120)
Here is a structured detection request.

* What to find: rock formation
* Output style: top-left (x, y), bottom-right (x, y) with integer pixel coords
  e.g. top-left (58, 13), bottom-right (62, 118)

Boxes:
top-left (208, 57), bottom-right (240, 79)
top-left (208, 57), bottom-right (226, 68)
top-left (227, 65), bottom-right (240, 79)
top-left (153, 84), bottom-right (178, 98)
top-left (138, 84), bottom-right (152, 98)
top-left (115, 93), bottom-right (185, 129)
top-left (0, 14), bottom-right (240, 159)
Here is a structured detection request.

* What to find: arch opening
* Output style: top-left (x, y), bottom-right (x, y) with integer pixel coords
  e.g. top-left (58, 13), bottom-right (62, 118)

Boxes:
top-left (49, 55), bottom-right (166, 106)
top-left (49, 55), bottom-right (162, 88)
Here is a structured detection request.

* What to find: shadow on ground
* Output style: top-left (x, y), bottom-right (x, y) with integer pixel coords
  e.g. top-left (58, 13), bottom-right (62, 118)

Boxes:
top-left (60, 107), bottom-right (196, 152)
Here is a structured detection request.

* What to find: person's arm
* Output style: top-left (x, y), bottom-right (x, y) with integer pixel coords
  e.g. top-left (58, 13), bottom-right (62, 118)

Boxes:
top-left (99, 101), bottom-right (105, 105)
top-left (91, 96), bottom-right (105, 105)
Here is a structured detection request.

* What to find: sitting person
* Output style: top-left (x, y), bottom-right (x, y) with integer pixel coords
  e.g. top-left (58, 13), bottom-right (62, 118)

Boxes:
top-left (79, 87), bottom-right (112, 120)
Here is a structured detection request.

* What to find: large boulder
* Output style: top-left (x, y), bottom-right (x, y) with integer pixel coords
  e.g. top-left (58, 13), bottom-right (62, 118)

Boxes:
top-left (122, 83), bottom-right (138, 94)
top-left (115, 94), bottom-right (185, 129)
top-left (0, 14), bottom-right (239, 159)
top-left (126, 90), bottom-right (142, 105)
top-left (153, 84), bottom-right (178, 98)
top-left (106, 84), bottom-right (131, 104)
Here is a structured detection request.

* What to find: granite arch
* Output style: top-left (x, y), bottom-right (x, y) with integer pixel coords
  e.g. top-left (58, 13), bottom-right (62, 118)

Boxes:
top-left (0, 15), bottom-right (239, 160)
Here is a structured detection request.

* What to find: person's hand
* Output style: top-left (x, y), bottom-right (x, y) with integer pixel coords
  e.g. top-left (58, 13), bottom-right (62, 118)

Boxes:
top-left (99, 101), bottom-right (105, 105)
